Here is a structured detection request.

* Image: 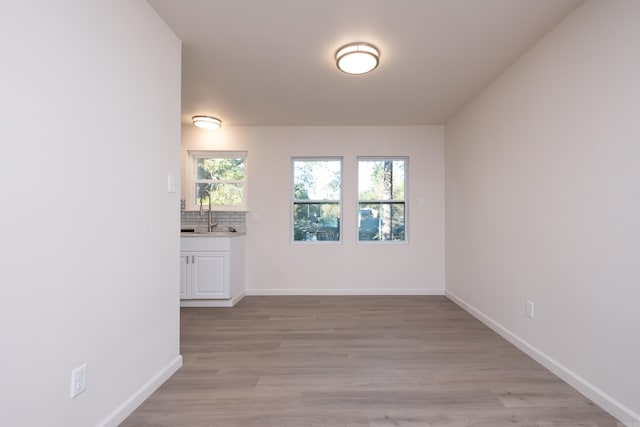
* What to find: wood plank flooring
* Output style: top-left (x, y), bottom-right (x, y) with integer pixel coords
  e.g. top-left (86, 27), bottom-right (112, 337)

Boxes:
top-left (121, 296), bottom-right (620, 426)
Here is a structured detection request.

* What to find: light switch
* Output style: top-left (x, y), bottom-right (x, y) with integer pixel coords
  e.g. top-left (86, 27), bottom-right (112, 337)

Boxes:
top-left (168, 174), bottom-right (177, 193)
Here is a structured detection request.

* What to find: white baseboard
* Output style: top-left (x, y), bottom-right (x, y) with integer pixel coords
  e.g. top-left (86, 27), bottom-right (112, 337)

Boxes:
top-left (97, 355), bottom-right (183, 427)
top-left (246, 288), bottom-right (445, 296)
top-left (230, 292), bottom-right (246, 306)
top-left (180, 292), bottom-right (245, 307)
top-left (445, 290), bottom-right (640, 426)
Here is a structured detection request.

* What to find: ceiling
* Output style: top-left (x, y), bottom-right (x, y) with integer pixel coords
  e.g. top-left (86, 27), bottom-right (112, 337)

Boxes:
top-left (147, 0), bottom-right (582, 126)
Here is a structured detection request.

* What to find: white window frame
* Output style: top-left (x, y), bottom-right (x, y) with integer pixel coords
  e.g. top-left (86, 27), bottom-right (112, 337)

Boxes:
top-left (291, 157), bottom-right (343, 244)
top-left (187, 150), bottom-right (248, 211)
top-left (357, 156), bottom-right (408, 243)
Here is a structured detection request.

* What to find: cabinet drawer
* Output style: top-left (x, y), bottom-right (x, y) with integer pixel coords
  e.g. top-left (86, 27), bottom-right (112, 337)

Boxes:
top-left (181, 237), bottom-right (230, 252)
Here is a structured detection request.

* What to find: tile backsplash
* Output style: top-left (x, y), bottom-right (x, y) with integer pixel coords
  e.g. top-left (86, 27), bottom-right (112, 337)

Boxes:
top-left (181, 210), bottom-right (246, 232)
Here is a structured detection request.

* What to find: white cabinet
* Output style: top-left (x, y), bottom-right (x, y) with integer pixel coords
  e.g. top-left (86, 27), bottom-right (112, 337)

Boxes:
top-left (181, 251), bottom-right (227, 299)
top-left (180, 235), bottom-right (245, 307)
top-left (179, 252), bottom-right (191, 299)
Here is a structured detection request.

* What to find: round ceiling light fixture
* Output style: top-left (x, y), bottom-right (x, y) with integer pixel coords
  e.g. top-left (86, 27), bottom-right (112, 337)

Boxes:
top-left (192, 115), bottom-right (222, 129)
top-left (335, 42), bottom-right (380, 75)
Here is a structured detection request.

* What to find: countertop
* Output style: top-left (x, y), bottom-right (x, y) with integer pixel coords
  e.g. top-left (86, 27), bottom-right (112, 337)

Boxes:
top-left (180, 231), bottom-right (245, 238)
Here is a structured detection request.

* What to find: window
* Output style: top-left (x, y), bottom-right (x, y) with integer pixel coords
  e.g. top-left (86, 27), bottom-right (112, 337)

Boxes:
top-left (292, 158), bottom-right (342, 242)
top-left (358, 158), bottom-right (407, 241)
top-left (188, 151), bottom-right (247, 210)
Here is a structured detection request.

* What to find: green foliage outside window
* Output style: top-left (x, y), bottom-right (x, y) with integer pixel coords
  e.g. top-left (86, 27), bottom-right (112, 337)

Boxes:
top-left (358, 159), bottom-right (406, 241)
top-left (195, 156), bottom-right (245, 207)
top-left (293, 159), bottom-right (341, 241)
top-left (358, 160), bottom-right (404, 200)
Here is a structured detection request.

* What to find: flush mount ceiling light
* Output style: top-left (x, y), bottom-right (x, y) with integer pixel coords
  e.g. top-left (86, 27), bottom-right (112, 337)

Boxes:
top-left (192, 115), bottom-right (222, 129)
top-left (335, 42), bottom-right (380, 75)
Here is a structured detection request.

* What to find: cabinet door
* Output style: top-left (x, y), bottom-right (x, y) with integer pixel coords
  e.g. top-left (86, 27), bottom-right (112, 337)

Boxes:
top-left (191, 251), bottom-right (228, 299)
top-left (179, 252), bottom-right (191, 299)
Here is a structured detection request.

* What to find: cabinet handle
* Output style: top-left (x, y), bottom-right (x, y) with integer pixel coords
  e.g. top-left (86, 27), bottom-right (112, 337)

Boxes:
top-left (186, 256), bottom-right (189, 264)
top-left (192, 255), bottom-right (195, 263)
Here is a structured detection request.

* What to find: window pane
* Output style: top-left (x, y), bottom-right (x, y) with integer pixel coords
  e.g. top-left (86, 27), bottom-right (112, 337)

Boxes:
top-left (197, 157), bottom-right (245, 180)
top-left (293, 202), bottom-right (340, 241)
top-left (294, 160), bottom-right (341, 200)
top-left (358, 160), bottom-right (405, 200)
top-left (358, 203), bottom-right (405, 241)
top-left (196, 183), bottom-right (244, 206)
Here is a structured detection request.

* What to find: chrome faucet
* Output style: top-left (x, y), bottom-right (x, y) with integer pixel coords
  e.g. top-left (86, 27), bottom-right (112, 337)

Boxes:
top-left (199, 189), bottom-right (218, 232)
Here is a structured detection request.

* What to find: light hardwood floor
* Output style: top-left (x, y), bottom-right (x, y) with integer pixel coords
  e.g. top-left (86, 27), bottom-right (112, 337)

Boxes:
top-left (121, 296), bottom-right (620, 426)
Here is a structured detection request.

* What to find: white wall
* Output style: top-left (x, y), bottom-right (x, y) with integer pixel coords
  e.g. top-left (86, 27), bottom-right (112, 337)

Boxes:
top-left (0, 1), bottom-right (182, 426)
top-left (182, 125), bottom-right (445, 295)
top-left (445, 0), bottom-right (640, 423)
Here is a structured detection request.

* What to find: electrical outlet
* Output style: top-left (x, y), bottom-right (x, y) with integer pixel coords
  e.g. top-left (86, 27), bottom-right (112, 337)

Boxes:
top-left (70, 364), bottom-right (87, 399)
top-left (526, 300), bottom-right (535, 319)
